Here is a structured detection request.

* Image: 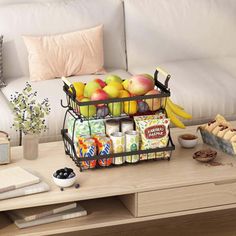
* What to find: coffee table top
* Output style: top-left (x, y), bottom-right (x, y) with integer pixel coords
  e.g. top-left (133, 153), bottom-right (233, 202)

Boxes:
top-left (1, 122), bottom-right (236, 211)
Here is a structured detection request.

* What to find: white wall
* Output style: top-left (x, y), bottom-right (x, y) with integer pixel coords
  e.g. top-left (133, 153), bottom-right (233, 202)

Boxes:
top-left (0, 0), bottom-right (58, 4)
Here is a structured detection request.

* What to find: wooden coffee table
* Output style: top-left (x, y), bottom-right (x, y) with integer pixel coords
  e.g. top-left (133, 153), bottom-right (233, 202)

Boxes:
top-left (1, 122), bottom-right (236, 236)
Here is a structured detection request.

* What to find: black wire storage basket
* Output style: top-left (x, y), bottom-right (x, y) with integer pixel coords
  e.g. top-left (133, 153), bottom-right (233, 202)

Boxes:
top-left (61, 68), bottom-right (175, 171)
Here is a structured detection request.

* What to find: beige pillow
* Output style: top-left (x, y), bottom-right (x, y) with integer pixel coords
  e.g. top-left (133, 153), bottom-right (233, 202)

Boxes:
top-left (23, 25), bottom-right (105, 81)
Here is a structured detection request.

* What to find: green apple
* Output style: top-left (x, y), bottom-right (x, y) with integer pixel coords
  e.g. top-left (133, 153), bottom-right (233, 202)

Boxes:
top-left (105, 75), bottom-right (122, 84)
top-left (84, 81), bottom-right (101, 98)
top-left (108, 102), bottom-right (122, 117)
top-left (80, 98), bottom-right (96, 118)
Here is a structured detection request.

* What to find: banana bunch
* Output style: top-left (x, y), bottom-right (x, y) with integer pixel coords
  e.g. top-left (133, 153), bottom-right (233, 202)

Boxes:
top-left (165, 98), bottom-right (192, 129)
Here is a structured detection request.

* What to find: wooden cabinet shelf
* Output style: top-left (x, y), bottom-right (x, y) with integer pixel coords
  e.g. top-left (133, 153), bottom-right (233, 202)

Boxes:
top-left (0, 197), bottom-right (134, 236)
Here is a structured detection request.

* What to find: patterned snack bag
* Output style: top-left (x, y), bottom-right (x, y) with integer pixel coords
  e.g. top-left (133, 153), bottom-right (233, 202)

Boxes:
top-left (67, 116), bottom-right (90, 151)
top-left (134, 112), bottom-right (166, 159)
top-left (137, 118), bottom-right (170, 160)
top-left (89, 119), bottom-right (106, 135)
top-left (134, 112), bottom-right (166, 133)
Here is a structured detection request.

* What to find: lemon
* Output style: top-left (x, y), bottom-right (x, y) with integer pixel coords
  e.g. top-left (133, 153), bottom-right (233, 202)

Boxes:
top-left (122, 79), bottom-right (130, 90)
top-left (124, 101), bottom-right (138, 115)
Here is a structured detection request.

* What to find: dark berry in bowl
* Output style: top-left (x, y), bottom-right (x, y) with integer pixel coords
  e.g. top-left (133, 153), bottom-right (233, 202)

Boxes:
top-left (53, 167), bottom-right (76, 188)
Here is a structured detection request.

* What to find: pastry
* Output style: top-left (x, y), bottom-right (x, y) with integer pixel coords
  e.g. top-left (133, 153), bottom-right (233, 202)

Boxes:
top-left (205, 120), bottom-right (219, 132)
top-left (216, 126), bottom-right (230, 138)
top-left (231, 135), bottom-right (236, 143)
top-left (212, 125), bottom-right (226, 135)
top-left (223, 129), bottom-right (236, 141)
top-left (215, 114), bottom-right (230, 126)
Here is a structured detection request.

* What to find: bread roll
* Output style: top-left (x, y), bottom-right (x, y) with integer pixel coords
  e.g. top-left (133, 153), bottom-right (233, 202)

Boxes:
top-left (205, 120), bottom-right (219, 132)
top-left (212, 125), bottom-right (225, 135)
top-left (216, 126), bottom-right (230, 138)
top-left (230, 135), bottom-right (236, 142)
top-left (223, 129), bottom-right (236, 140)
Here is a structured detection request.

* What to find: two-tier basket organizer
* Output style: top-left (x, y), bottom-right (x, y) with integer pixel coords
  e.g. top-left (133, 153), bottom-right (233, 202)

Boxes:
top-left (61, 68), bottom-right (175, 171)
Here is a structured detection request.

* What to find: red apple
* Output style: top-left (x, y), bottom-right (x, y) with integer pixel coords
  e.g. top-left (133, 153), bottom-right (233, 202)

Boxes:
top-left (94, 78), bottom-right (106, 88)
top-left (91, 89), bottom-right (109, 106)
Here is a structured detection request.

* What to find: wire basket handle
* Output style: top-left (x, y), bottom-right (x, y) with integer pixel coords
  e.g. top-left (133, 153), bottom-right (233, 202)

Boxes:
top-left (61, 77), bottom-right (76, 99)
top-left (154, 66), bottom-right (171, 88)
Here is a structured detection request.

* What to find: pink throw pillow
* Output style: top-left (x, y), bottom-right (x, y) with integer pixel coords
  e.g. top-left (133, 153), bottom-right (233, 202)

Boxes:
top-left (23, 25), bottom-right (105, 81)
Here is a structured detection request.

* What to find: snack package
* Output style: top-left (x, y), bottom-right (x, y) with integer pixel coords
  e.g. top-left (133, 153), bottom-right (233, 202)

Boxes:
top-left (89, 119), bottom-right (106, 135)
top-left (134, 112), bottom-right (166, 133)
top-left (137, 118), bottom-right (170, 160)
top-left (67, 116), bottom-right (90, 143)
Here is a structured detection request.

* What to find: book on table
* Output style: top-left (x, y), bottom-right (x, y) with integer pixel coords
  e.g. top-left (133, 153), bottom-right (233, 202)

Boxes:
top-left (0, 166), bottom-right (40, 193)
top-left (9, 202), bottom-right (77, 221)
top-left (7, 204), bottom-right (87, 229)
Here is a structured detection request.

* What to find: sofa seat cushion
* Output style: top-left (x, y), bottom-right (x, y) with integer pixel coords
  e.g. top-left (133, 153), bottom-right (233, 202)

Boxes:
top-left (128, 57), bottom-right (236, 124)
top-left (1, 69), bottom-right (131, 145)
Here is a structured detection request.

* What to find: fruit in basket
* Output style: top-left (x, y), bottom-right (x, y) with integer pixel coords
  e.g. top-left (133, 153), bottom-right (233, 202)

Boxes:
top-left (108, 102), bottom-right (122, 116)
top-left (103, 85), bottom-right (119, 98)
top-left (119, 90), bottom-right (130, 98)
top-left (105, 75), bottom-right (122, 84)
top-left (122, 79), bottom-right (129, 90)
top-left (137, 101), bottom-right (149, 113)
top-left (144, 89), bottom-right (161, 111)
top-left (80, 98), bottom-right (96, 118)
top-left (141, 74), bottom-right (154, 81)
top-left (165, 98), bottom-right (192, 129)
top-left (94, 78), bottom-right (106, 88)
top-left (108, 81), bottom-right (124, 90)
top-left (91, 89), bottom-right (109, 106)
top-left (70, 82), bottom-right (85, 98)
top-left (124, 101), bottom-right (138, 115)
top-left (96, 106), bottom-right (109, 118)
top-left (84, 81), bottom-right (101, 98)
top-left (127, 75), bottom-right (155, 95)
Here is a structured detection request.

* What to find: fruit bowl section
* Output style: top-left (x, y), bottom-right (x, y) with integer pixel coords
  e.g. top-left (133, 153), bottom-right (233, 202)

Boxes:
top-left (61, 68), bottom-right (175, 171)
top-left (61, 71), bottom-right (171, 122)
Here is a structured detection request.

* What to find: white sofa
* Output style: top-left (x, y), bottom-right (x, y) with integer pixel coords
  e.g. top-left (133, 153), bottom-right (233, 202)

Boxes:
top-left (0, 0), bottom-right (236, 145)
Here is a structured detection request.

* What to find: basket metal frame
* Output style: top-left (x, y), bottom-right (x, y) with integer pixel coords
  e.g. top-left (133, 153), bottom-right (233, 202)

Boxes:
top-left (61, 68), bottom-right (175, 171)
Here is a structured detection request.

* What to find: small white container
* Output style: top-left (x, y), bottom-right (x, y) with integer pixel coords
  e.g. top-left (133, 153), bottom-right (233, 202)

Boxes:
top-left (178, 134), bottom-right (198, 149)
top-left (121, 118), bottom-right (134, 133)
top-left (110, 132), bottom-right (125, 165)
top-left (105, 119), bottom-right (120, 136)
top-left (53, 175), bottom-right (76, 188)
top-left (125, 130), bottom-right (139, 163)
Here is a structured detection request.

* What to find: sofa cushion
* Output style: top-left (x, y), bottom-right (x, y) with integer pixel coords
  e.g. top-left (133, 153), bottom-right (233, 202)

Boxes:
top-left (124, 0), bottom-right (236, 71)
top-left (23, 25), bottom-right (105, 81)
top-left (1, 69), bottom-right (132, 145)
top-left (0, 0), bottom-right (126, 79)
top-left (128, 57), bottom-right (236, 124)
